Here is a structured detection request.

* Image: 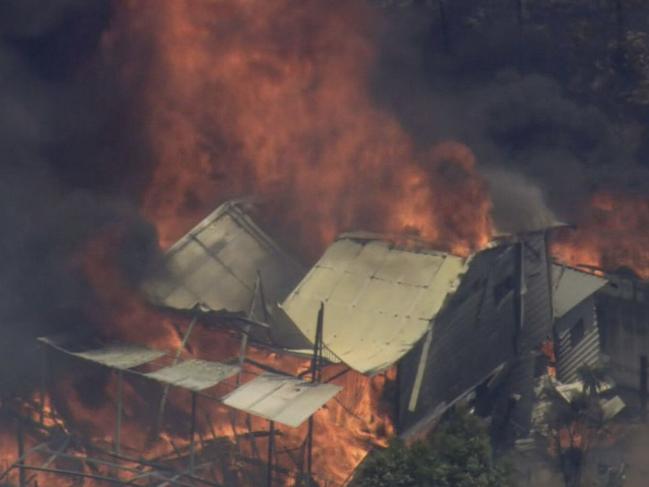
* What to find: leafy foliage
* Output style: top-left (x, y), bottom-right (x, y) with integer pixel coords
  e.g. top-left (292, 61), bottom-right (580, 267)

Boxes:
top-left (544, 364), bottom-right (611, 487)
top-left (353, 409), bottom-right (509, 487)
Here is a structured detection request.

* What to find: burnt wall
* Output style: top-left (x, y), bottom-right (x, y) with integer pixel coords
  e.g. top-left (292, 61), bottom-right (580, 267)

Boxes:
top-left (555, 297), bottom-right (600, 383)
top-left (397, 243), bottom-right (519, 432)
top-left (597, 276), bottom-right (649, 390)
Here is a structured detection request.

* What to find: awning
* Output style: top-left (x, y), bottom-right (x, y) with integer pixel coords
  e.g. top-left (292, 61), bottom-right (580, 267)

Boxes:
top-left (222, 372), bottom-right (341, 427)
top-left (38, 336), bottom-right (166, 370)
top-left (143, 359), bottom-right (240, 392)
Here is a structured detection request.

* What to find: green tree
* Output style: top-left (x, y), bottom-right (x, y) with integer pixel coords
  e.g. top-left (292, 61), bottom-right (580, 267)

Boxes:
top-left (545, 364), bottom-right (612, 487)
top-left (353, 408), bottom-right (509, 487)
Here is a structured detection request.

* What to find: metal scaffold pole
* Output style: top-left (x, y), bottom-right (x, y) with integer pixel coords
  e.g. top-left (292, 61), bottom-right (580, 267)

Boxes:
top-left (17, 419), bottom-right (26, 487)
top-left (189, 391), bottom-right (197, 475)
top-left (157, 311), bottom-right (199, 434)
top-left (267, 420), bottom-right (275, 487)
top-left (306, 302), bottom-right (324, 487)
top-left (115, 370), bottom-right (124, 456)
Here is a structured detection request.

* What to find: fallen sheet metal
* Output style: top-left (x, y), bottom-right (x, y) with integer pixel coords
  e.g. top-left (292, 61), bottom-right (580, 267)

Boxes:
top-left (554, 378), bottom-right (615, 403)
top-left (600, 396), bottom-right (626, 421)
top-left (222, 372), bottom-right (342, 427)
top-left (144, 359), bottom-right (240, 392)
top-left (280, 233), bottom-right (467, 374)
top-left (38, 336), bottom-right (166, 370)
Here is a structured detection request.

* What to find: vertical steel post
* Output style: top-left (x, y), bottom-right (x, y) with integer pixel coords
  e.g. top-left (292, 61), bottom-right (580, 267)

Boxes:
top-left (306, 303), bottom-right (324, 486)
top-left (115, 370), bottom-right (123, 456)
top-left (190, 391), bottom-right (197, 474)
top-left (267, 420), bottom-right (275, 487)
top-left (640, 355), bottom-right (648, 421)
top-left (39, 346), bottom-right (47, 426)
top-left (157, 312), bottom-right (198, 433)
top-left (238, 275), bottom-right (260, 386)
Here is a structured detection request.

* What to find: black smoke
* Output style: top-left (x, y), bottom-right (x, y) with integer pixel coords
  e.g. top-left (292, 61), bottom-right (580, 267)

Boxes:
top-left (372, 0), bottom-right (649, 233)
top-left (0, 0), bottom-right (157, 394)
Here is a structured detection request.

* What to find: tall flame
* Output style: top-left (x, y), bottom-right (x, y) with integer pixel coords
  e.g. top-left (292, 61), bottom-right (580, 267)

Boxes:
top-left (104, 0), bottom-right (492, 259)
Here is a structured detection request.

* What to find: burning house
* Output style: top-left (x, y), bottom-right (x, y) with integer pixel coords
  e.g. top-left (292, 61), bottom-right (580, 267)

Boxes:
top-left (6, 200), bottom-right (621, 487)
top-left (4, 199), bottom-right (623, 487)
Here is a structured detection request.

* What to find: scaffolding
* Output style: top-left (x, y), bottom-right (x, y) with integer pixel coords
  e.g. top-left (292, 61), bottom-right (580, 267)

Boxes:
top-left (12, 299), bottom-right (339, 487)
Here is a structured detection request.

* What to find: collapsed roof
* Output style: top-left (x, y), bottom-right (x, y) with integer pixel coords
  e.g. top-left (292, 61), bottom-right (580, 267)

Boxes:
top-left (142, 201), bottom-right (609, 381)
top-left (279, 233), bottom-right (469, 375)
top-left (142, 200), bottom-right (310, 348)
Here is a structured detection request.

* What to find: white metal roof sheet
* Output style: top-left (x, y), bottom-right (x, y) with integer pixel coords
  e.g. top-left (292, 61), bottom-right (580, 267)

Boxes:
top-left (73, 345), bottom-right (166, 369)
top-left (143, 359), bottom-right (240, 392)
top-left (552, 264), bottom-right (608, 318)
top-left (222, 373), bottom-right (341, 427)
top-left (38, 337), bottom-right (166, 370)
top-left (142, 200), bottom-right (304, 317)
top-left (280, 235), bottom-right (468, 374)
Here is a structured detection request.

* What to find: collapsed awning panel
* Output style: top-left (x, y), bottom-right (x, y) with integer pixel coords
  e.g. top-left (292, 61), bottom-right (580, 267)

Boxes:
top-left (144, 359), bottom-right (240, 392)
top-left (222, 372), bottom-right (341, 427)
top-left (39, 336), bottom-right (166, 370)
top-left (143, 201), bottom-right (304, 317)
top-left (280, 235), bottom-right (467, 374)
top-left (552, 264), bottom-right (608, 318)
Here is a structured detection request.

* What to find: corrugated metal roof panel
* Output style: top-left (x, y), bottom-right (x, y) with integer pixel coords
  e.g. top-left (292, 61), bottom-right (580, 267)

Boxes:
top-left (280, 236), bottom-right (467, 374)
top-left (144, 359), bottom-right (240, 391)
top-left (143, 200), bottom-right (305, 317)
top-left (552, 265), bottom-right (608, 319)
top-left (222, 373), bottom-right (342, 427)
top-left (73, 345), bottom-right (166, 369)
top-left (38, 336), bottom-right (166, 370)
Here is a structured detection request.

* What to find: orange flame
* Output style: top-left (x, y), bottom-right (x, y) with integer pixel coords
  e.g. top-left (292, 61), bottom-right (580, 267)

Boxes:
top-left (103, 0), bottom-right (492, 260)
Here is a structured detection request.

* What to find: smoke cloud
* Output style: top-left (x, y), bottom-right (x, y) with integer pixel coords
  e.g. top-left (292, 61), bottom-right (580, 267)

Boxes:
top-left (373, 3), bottom-right (649, 233)
top-left (0, 0), bottom-right (158, 393)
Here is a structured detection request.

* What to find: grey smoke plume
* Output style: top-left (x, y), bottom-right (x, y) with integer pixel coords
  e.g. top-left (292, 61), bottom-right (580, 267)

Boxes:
top-left (483, 168), bottom-right (558, 234)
